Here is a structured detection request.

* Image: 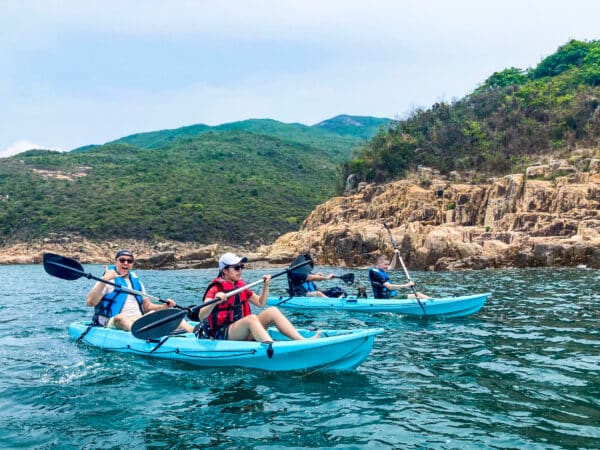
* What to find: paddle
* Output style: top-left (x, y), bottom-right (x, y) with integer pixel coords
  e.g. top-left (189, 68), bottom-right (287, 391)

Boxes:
top-left (43, 252), bottom-right (179, 305)
top-left (382, 222), bottom-right (427, 315)
top-left (44, 252), bottom-right (199, 338)
top-left (333, 273), bottom-right (355, 285)
top-left (286, 254), bottom-right (353, 286)
top-left (131, 308), bottom-right (188, 340)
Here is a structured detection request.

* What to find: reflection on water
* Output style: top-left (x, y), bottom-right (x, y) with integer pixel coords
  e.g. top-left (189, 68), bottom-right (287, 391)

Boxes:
top-left (0, 264), bottom-right (598, 449)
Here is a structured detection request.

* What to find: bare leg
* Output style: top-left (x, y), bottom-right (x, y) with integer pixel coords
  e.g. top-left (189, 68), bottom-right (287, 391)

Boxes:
top-left (227, 314), bottom-right (273, 342)
top-left (257, 307), bottom-right (320, 340)
top-left (178, 319), bottom-right (194, 333)
top-left (307, 291), bottom-right (328, 298)
top-left (112, 313), bottom-right (135, 331)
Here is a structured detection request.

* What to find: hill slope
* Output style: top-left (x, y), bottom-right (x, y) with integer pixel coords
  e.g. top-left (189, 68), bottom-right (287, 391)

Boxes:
top-left (0, 131), bottom-right (344, 245)
top-left (342, 39), bottom-right (600, 184)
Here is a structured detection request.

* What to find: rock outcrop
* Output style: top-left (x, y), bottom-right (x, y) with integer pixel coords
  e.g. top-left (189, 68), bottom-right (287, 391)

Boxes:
top-left (263, 154), bottom-right (600, 270)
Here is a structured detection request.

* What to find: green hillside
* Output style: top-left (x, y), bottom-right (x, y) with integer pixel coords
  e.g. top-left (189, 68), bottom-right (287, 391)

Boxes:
top-left (313, 115), bottom-right (391, 139)
top-left (0, 131), bottom-right (342, 245)
top-left (77, 124), bottom-right (212, 151)
top-left (102, 117), bottom-right (383, 162)
top-left (342, 39), bottom-right (600, 184)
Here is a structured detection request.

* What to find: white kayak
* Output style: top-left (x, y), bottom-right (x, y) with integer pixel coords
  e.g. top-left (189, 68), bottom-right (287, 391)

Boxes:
top-left (68, 322), bottom-right (384, 372)
top-left (266, 292), bottom-right (490, 318)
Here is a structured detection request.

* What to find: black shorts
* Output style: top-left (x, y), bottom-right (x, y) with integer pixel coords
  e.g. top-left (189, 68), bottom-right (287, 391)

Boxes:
top-left (194, 321), bottom-right (229, 340)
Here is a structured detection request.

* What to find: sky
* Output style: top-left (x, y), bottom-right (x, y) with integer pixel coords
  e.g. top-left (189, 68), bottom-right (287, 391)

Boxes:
top-left (2, 0), bottom-right (600, 157)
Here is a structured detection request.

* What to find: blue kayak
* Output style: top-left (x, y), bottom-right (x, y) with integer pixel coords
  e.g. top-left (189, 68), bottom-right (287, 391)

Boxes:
top-left (266, 293), bottom-right (490, 318)
top-left (68, 322), bottom-right (384, 372)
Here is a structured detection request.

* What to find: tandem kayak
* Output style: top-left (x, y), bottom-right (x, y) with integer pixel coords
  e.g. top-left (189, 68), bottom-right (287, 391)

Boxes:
top-left (68, 322), bottom-right (384, 372)
top-left (266, 292), bottom-right (490, 318)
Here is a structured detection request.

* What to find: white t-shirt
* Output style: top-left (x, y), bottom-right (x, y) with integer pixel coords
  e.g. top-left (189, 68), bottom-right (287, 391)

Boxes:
top-left (97, 279), bottom-right (146, 320)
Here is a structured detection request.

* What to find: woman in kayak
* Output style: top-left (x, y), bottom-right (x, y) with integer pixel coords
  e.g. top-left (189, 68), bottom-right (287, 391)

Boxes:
top-left (195, 252), bottom-right (321, 342)
top-left (369, 250), bottom-right (430, 299)
top-left (85, 249), bottom-right (194, 332)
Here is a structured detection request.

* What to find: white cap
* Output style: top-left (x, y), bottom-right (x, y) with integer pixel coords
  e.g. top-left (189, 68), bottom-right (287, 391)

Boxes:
top-left (218, 252), bottom-right (248, 271)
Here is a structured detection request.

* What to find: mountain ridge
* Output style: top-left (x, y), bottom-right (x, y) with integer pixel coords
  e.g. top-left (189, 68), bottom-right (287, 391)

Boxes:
top-left (71, 115), bottom-right (392, 157)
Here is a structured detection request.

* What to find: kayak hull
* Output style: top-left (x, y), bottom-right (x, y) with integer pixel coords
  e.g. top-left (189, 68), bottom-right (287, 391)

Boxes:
top-left (266, 293), bottom-right (490, 318)
top-left (68, 322), bottom-right (383, 372)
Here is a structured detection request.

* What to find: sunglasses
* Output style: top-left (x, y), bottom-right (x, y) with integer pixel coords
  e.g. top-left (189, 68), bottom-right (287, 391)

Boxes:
top-left (227, 264), bottom-right (245, 271)
top-left (118, 258), bottom-right (134, 264)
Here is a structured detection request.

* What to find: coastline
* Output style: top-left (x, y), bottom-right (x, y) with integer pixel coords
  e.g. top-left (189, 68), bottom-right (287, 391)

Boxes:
top-left (0, 235), bottom-right (286, 270)
top-left (3, 156), bottom-right (599, 272)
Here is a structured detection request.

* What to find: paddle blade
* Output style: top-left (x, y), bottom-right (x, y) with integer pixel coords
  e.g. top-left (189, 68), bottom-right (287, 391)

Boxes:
top-left (43, 253), bottom-right (85, 281)
top-left (339, 273), bottom-right (355, 285)
top-left (131, 309), bottom-right (187, 340)
top-left (288, 254), bottom-right (313, 277)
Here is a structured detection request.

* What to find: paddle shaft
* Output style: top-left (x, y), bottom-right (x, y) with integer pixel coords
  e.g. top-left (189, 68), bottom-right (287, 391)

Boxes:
top-left (396, 253), bottom-right (421, 298)
top-left (382, 222), bottom-right (426, 314)
top-left (197, 258), bottom-right (313, 307)
top-left (48, 259), bottom-right (166, 303)
top-left (85, 261), bottom-right (310, 309)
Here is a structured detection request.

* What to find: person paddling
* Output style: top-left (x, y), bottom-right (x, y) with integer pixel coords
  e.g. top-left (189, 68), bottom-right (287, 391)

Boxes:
top-left (369, 250), bottom-right (429, 299)
top-left (85, 249), bottom-right (194, 332)
top-left (194, 252), bottom-right (320, 342)
top-left (287, 270), bottom-right (341, 297)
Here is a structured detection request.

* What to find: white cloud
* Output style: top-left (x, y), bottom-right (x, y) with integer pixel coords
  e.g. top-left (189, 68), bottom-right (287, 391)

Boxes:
top-left (0, 140), bottom-right (45, 158)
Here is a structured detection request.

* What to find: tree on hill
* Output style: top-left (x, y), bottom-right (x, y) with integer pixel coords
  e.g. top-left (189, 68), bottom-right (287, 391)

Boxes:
top-left (0, 132), bottom-right (341, 245)
top-left (341, 39), bottom-right (600, 186)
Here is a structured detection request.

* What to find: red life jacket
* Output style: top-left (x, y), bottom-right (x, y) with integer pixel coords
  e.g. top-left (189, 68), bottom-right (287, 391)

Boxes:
top-left (203, 277), bottom-right (252, 337)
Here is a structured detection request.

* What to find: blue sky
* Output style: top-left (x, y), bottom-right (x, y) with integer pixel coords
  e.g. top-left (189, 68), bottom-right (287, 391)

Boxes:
top-left (2, 0), bottom-right (600, 157)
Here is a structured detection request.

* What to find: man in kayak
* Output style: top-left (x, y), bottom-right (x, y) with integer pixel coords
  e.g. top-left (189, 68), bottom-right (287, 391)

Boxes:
top-left (287, 270), bottom-right (342, 297)
top-left (369, 250), bottom-right (429, 299)
top-left (195, 252), bottom-right (320, 342)
top-left (85, 249), bottom-right (194, 332)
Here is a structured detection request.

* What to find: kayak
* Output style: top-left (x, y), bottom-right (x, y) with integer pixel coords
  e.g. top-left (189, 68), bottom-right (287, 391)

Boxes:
top-left (68, 322), bottom-right (384, 372)
top-left (266, 292), bottom-right (490, 318)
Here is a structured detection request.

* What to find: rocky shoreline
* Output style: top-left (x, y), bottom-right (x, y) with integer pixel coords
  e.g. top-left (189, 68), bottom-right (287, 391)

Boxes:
top-left (261, 151), bottom-right (600, 271)
top-left (0, 236), bottom-right (284, 270)
top-left (2, 152), bottom-right (599, 271)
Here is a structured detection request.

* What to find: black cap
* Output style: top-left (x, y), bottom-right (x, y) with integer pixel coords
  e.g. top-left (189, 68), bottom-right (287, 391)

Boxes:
top-left (115, 249), bottom-right (134, 259)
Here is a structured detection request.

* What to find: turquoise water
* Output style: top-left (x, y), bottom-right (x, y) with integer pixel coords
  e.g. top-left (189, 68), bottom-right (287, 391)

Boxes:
top-left (0, 264), bottom-right (598, 449)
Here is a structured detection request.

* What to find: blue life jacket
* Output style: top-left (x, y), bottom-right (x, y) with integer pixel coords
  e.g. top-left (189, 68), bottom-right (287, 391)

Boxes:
top-left (369, 268), bottom-right (397, 299)
top-left (302, 280), bottom-right (317, 293)
top-left (93, 265), bottom-right (144, 326)
top-left (287, 272), bottom-right (317, 296)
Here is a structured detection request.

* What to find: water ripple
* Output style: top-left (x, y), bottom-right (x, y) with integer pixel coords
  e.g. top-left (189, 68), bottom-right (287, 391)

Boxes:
top-left (0, 265), bottom-right (598, 449)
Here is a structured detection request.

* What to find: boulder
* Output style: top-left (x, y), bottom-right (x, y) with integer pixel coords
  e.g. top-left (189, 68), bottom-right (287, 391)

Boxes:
top-left (135, 251), bottom-right (176, 269)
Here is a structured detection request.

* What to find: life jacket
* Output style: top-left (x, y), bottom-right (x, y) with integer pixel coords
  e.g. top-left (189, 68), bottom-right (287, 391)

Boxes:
top-left (287, 273), bottom-right (316, 296)
top-left (92, 265), bottom-right (144, 326)
top-left (303, 280), bottom-right (317, 292)
top-left (369, 268), bottom-right (397, 299)
top-left (201, 277), bottom-right (252, 338)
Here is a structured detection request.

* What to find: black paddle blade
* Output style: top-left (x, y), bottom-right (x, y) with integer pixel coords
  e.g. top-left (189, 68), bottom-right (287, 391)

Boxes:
top-left (43, 253), bottom-right (85, 280)
top-left (187, 305), bottom-right (201, 322)
top-left (338, 273), bottom-right (355, 285)
top-left (288, 254), bottom-right (314, 277)
top-left (131, 309), bottom-right (187, 340)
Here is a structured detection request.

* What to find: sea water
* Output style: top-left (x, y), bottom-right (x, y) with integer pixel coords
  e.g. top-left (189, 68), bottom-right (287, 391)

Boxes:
top-left (0, 264), bottom-right (598, 449)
